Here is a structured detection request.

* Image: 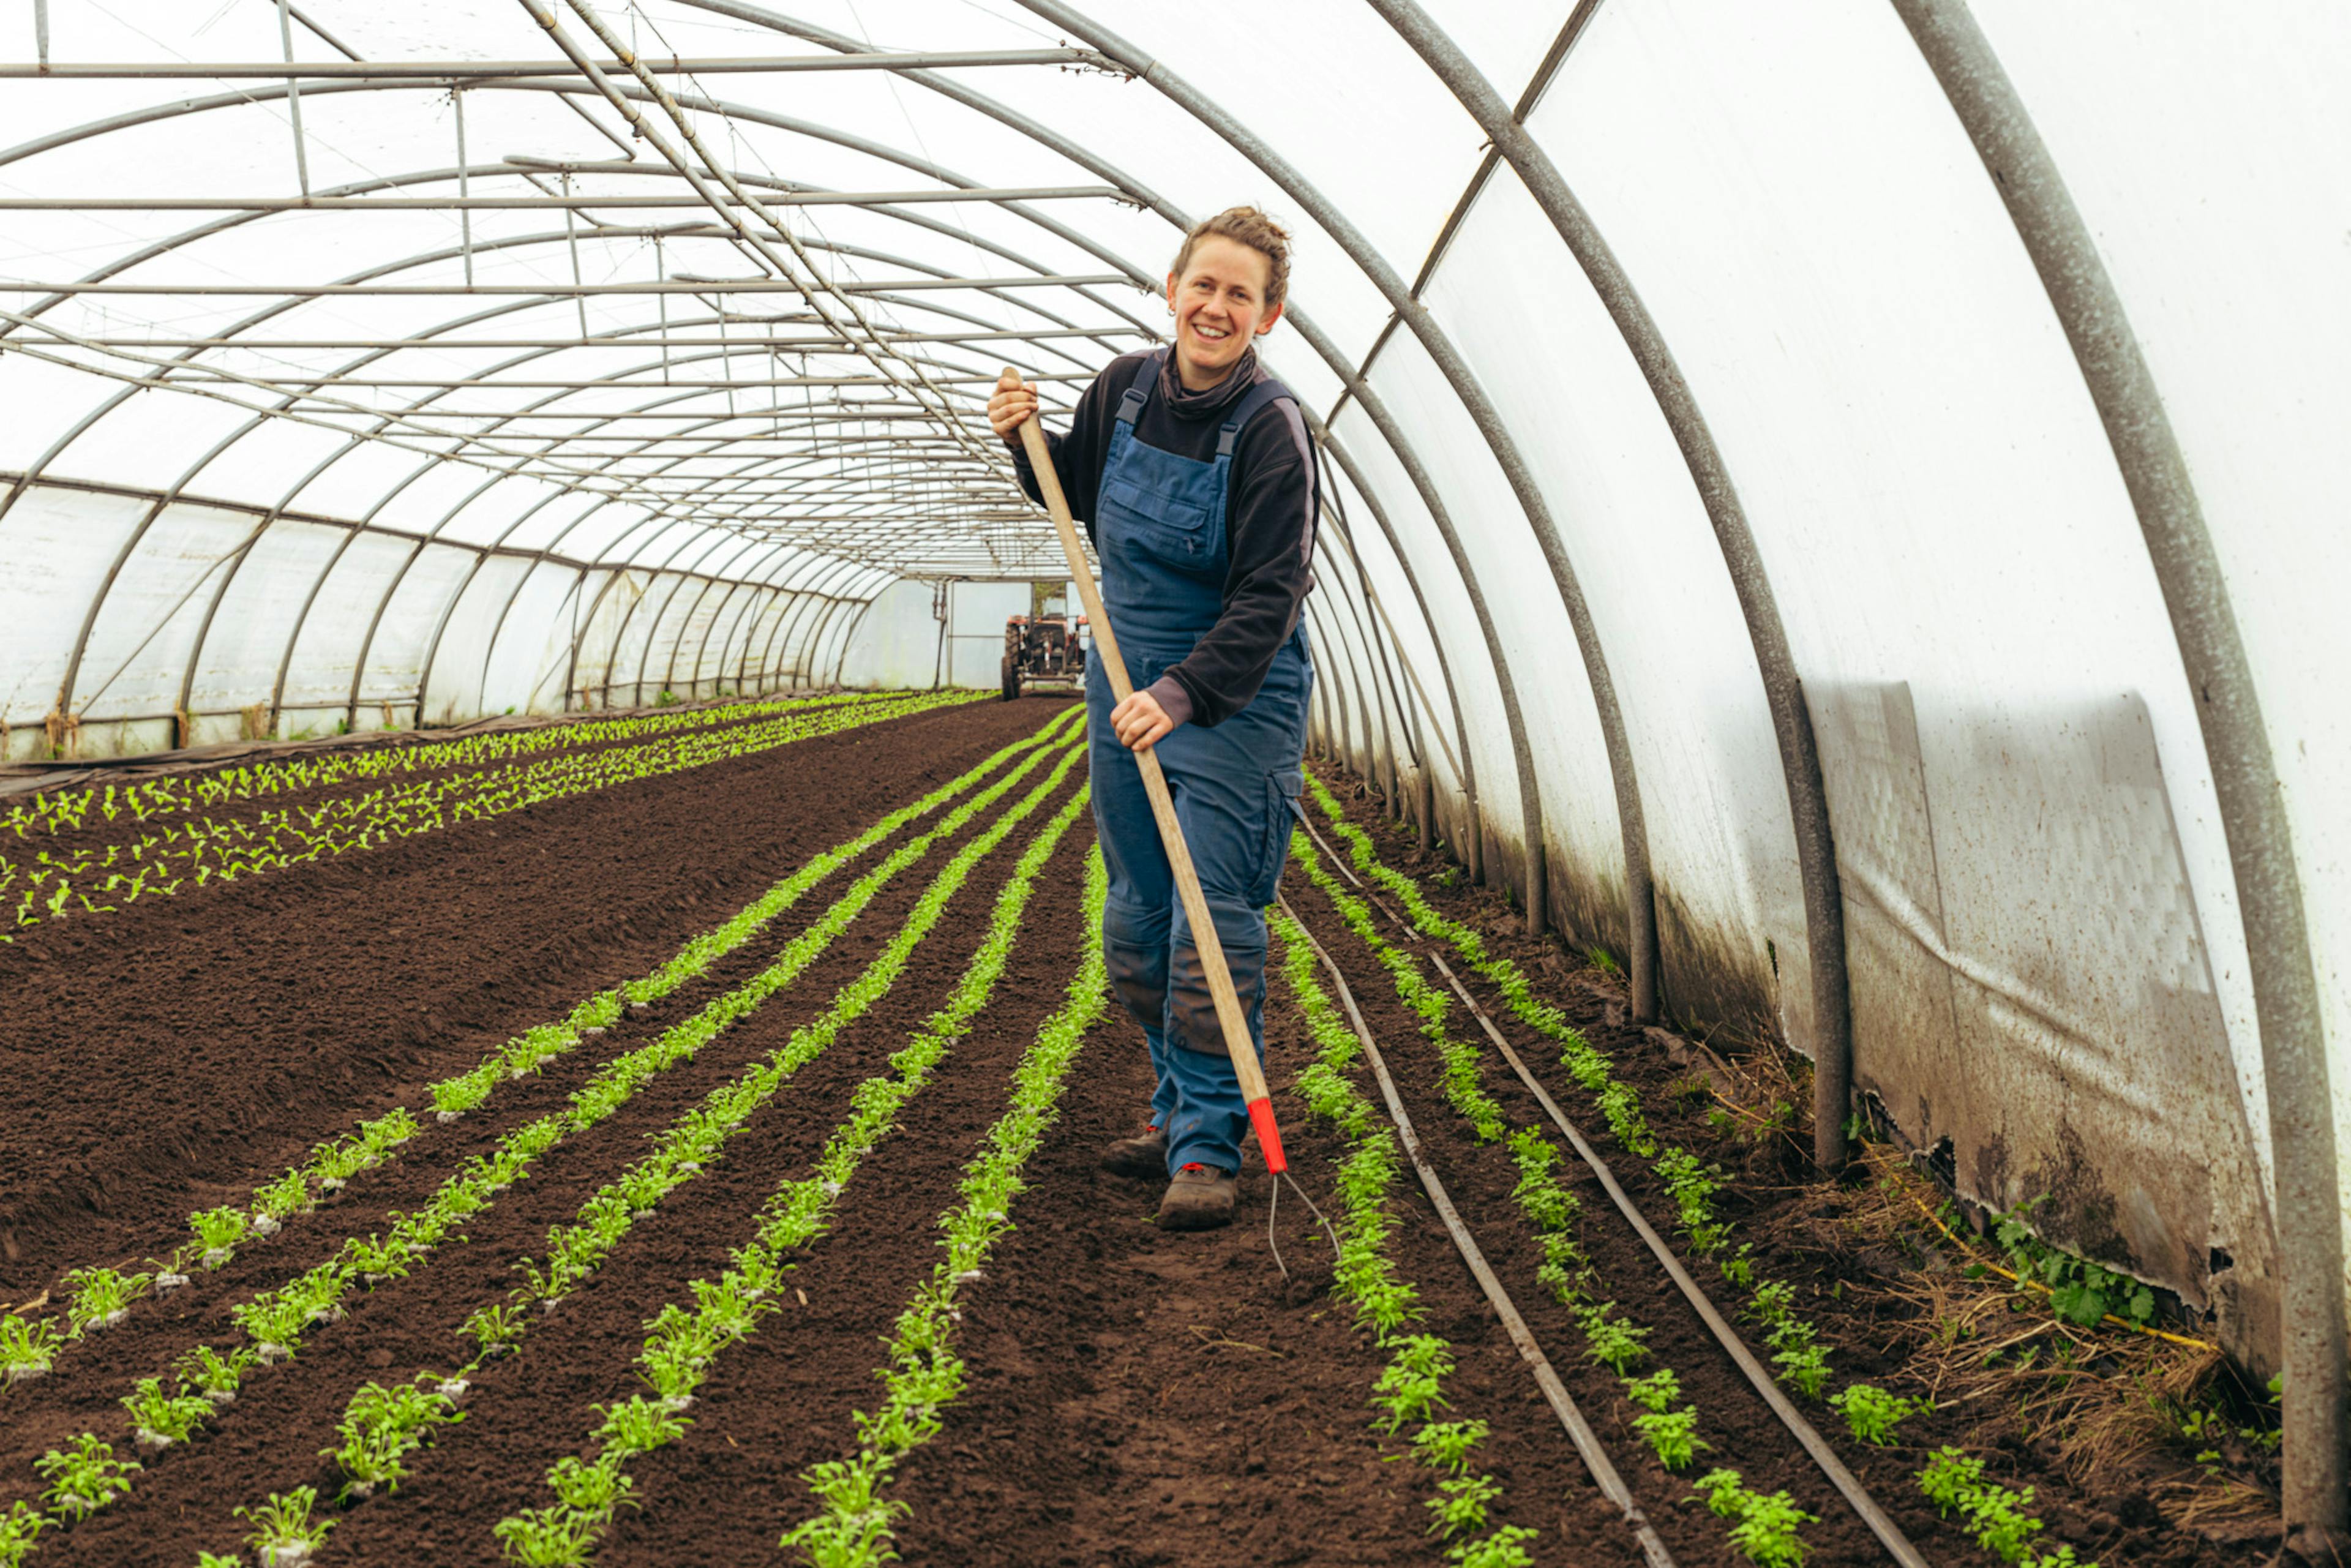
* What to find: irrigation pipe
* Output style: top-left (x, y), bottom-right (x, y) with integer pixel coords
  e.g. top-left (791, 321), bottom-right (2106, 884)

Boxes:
top-left (1275, 888), bottom-right (1677, 1568)
top-left (1289, 803), bottom-right (1930, 1568)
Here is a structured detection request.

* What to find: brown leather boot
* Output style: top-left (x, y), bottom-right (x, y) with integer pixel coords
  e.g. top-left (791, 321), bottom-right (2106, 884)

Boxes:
top-left (1100, 1123), bottom-right (1168, 1179)
top-left (1157, 1162), bottom-right (1237, 1231)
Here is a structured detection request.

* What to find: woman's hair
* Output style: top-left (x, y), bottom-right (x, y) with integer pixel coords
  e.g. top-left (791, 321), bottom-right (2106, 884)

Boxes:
top-left (1169, 206), bottom-right (1292, 309)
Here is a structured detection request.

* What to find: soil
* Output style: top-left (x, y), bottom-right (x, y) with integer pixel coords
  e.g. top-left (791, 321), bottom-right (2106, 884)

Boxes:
top-left (0, 694), bottom-right (1042, 1294)
top-left (0, 708), bottom-right (2249, 1567)
top-left (1303, 767), bottom-right (2263, 1568)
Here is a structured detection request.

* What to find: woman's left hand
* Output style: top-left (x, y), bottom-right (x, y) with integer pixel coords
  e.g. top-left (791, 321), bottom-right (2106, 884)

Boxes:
top-left (1109, 690), bottom-right (1179, 752)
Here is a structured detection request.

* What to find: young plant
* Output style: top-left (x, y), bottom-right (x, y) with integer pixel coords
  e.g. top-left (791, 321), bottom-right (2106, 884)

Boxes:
top-left (1575, 1300), bottom-right (1652, 1374)
top-left (121, 1375), bottom-right (212, 1450)
top-left (1831, 1383), bottom-right (1926, 1446)
top-left (234, 1487), bottom-right (335, 1568)
top-left (493, 1506), bottom-right (602, 1567)
top-left (1632, 1407), bottom-right (1708, 1471)
top-left (1447, 1525), bottom-right (1540, 1568)
top-left (175, 1343), bottom-right (253, 1406)
top-left (34, 1433), bottom-right (140, 1521)
top-left (1695, 1469), bottom-right (1817, 1568)
top-left (1425, 1472), bottom-right (1502, 1540)
top-left (1412, 1419), bottom-right (1489, 1476)
top-left (190, 1205), bottom-right (250, 1267)
top-left (64, 1265), bottom-right (151, 1334)
top-left (0, 1502), bottom-right (48, 1568)
top-left (1, 1315), bottom-right (62, 1383)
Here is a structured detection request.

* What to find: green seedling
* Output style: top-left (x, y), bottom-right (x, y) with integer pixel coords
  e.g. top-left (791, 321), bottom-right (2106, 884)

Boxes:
top-left (1, 1315), bottom-right (63, 1383)
top-left (234, 1486), bottom-right (334, 1567)
top-left (1575, 1300), bottom-right (1651, 1374)
top-left (592, 1397), bottom-right (689, 1457)
top-left (1831, 1383), bottom-right (1926, 1446)
top-left (0, 1501), bottom-right (48, 1567)
top-left (190, 1206), bottom-right (249, 1267)
top-left (121, 1376), bottom-right (212, 1450)
top-left (1426, 1472), bottom-right (1503, 1540)
top-left (1447, 1525), bottom-right (1540, 1568)
top-left (1412, 1419), bottom-right (1489, 1477)
top-left (64, 1265), bottom-right (151, 1334)
top-left (465, 1302), bottom-right (528, 1357)
top-left (493, 1506), bottom-right (602, 1567)
top-left (545, 1454), bottom-right (636, 1517)
top-left (178, 1345), bottom-right (257, 1401)
top-left (1695, 1469), bottom-right (1817, 1568)
top-left (1624, 1368), bottom-right (1681, 1414)
top-left (35, 1433), bottom-right (140, 1521)
top-left (1633, 1407), bottom-right (1709, 1471)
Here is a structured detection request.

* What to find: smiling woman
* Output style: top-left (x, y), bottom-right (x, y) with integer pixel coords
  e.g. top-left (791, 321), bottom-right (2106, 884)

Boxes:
top-left (984, 206), bottom-right (1318, 1231)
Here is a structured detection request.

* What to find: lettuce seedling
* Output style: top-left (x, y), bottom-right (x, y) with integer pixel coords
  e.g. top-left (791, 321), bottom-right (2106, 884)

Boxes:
top-left (64, 1266), bottom-right (151, 1335)
top-left (35, 1434), bottom-right (140, 1521)
top-left (0, 1500), bottom-right (49, 1567)
top-left (190, 1206), bottom-right (249, 1269)
top-left (234, 1487), bottom-right (334, 1568)
top-left (1, 1315), bottom-right (62, 1384)
top-left (121, 1376), bottom-right (211, 1451)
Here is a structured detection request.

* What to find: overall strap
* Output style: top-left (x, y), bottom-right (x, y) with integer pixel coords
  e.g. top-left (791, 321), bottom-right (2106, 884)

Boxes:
top-left (1216, 376), bottom-right (1299, 457)
top-left (1114, 349), bottom-right (1167, 427)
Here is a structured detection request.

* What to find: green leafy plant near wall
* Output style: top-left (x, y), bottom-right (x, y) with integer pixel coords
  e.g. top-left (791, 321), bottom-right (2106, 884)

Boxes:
top-left (1269, 909), bottom-right (1539, 1568)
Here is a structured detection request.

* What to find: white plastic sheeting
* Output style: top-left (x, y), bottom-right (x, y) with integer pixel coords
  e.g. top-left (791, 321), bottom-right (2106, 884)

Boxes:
top-left (2, 0), bottom-right (2345, 1426)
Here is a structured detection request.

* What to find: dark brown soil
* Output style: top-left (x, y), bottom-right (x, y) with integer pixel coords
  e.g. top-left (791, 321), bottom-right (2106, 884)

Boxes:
top-left (20, 737), bottom-right (1092, 1568)
top-left (6, 713), bottom-right (2245, 1567)
top-left (1307, 768), bottom-right (2260, 1568)
top-left (0, 694), bottom-right (1050, 1296)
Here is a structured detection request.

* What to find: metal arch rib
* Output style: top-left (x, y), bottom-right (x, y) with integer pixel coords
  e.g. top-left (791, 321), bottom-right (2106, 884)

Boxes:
top-left (1006, 0), bottom-right (1657, 958)
top-left (1366, 0), bottom-right (1853, 1169)
top-left (1889, 0), bottom-right (2344, 1544)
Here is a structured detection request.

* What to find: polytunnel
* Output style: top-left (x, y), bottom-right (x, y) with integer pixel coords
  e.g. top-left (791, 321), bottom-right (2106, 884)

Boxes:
top-left (2, 1), bottom-right (2347, 1561)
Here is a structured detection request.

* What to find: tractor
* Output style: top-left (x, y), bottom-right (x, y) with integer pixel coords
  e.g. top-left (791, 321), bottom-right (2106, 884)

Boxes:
top-left (1000, 611), bottom-right (1087, 700)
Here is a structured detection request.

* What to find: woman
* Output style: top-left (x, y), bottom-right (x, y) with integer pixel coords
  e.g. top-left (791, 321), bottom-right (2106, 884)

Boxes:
top-left (988, 206), bottom-right (1316, 1232)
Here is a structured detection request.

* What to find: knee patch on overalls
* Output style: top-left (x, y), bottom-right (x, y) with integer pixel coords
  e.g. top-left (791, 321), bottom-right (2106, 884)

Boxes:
top-left (1101, 895), bottom-right (1172, 1035)
top-left (1167, 899), bottom-right (1267, 1057)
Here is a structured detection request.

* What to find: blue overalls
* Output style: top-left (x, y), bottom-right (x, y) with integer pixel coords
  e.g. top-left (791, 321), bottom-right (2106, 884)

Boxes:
top-left (1085, 350), bottom-right (1313, 1176)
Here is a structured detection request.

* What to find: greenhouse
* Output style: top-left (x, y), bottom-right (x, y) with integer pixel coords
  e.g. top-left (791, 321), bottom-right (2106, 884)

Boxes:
top-left (1, 2), bottom-right (2344, 1564)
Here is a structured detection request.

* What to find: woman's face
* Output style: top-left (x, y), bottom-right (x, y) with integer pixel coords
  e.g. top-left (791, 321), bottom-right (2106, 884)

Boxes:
top-left (1166, 234), bottom-right (1281, 388)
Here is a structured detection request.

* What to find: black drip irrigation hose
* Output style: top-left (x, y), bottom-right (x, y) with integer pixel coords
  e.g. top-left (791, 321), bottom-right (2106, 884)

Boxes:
top-left (1290, 802), bottom-right (1930, 1568)
top-left (1275, 889), bottom-right (1679, 1568)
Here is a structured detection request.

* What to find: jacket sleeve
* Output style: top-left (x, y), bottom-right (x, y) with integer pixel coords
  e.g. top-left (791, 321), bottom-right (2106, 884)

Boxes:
top-left (1009, 356), bottom-right (1138, 547)
top-left (1153, 400), bottom-right (1317, 729)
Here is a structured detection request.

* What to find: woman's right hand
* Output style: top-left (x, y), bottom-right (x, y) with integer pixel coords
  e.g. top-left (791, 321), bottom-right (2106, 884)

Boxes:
top-left (987, 381), bottom-right (1038, 443)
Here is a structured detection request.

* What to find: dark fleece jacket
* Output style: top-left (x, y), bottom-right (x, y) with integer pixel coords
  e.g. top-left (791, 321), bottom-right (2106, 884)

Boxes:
top-left (1010, 345), bottom-right (1316, 729)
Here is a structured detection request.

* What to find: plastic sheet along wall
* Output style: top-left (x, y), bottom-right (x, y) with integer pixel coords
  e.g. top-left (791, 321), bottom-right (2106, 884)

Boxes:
top-left (1511, 0), bottom-right (2280, 1343)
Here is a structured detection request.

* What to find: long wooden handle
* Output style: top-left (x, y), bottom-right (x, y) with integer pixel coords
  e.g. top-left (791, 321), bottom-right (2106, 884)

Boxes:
top-left (999, 366), bottom-right (1286, 1172)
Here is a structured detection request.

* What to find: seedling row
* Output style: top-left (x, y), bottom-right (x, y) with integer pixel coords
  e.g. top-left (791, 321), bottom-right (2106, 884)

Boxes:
top-left (2, 690), bottom-right (977, 936)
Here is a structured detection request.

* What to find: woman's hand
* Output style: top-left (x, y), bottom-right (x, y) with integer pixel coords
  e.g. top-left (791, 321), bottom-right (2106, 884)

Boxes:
top-left (987, 381), bottom-right (1039, 444)
top-left (1109, 690), bottom-right (1179, 752)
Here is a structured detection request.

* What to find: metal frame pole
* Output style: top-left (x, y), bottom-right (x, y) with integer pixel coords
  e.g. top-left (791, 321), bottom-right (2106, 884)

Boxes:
top-left (1370, 0), bottom-right (1847, 1160)
top-left (1892, 0), bottom-right (2344, 1544)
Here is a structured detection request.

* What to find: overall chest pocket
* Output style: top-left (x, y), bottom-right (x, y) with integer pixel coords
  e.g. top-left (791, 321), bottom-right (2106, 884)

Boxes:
top-left (1100, 475), bottom-right (1220, 568)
